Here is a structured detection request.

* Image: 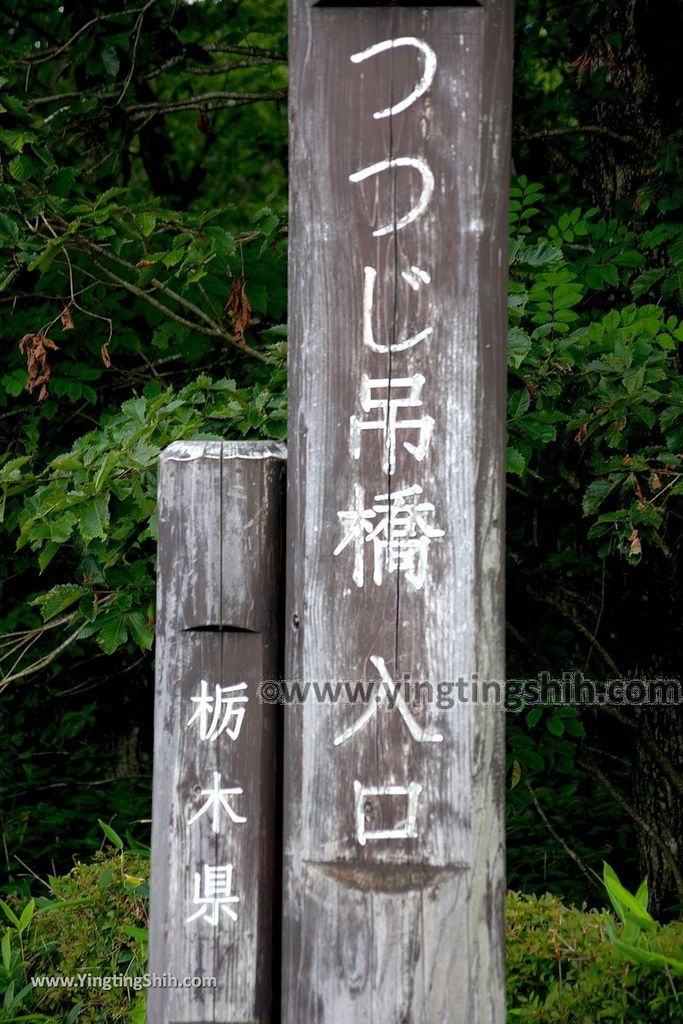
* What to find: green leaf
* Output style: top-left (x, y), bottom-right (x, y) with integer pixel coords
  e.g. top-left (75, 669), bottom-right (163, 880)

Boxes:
top-left (508, 328), bottom-right (531, 369)
top-left (614, 250), bottom-right (645, 268)
top-left (38, 542), bottom-right (60, 572)
top-left (97, 612), bottom-right (128, 654)
top-left (586, 267), bottom-right (604, 291)
top-left (631, 269), bottom-right (666, 298)
top-left (612, 935), bottom-right (683, 973)
top-left (622, 366), bottom-right (645, 394)
top-left (8, 153), bottom-right (33, 182)
top-left (601, 263), bottom-right (619, 287)
top-left (122, 396), bottom-right (147, 425)
top-left (0, 900), bottom-right (20, 929)
top-left (506, 447), bottom-right (526, 476)
top-left (0, 128), bottom-right (35, 152)
top-left (17, 899), bottom-right (34, 934)
top-left (520, 418), bottom-right (556, 444)
top-left (520, 241), bottom-right (563, 266)
top-left (603, 862), bottom-right (655, 932)
top-left (78, 494), bottom-right (110, 542)
top-left (98, 819), bottom-right (124, 850)
top-left (101, 46), bottom-right (120, 77)
top-left (2, 369), bottom-right (27, 396)
top-left (27, 234), bottom-right (66, 273)
top-left (509, 389), bottom-right (531, 420)
top-left (35, 584), bottom-right (88, 622)
top-left (0, 212), bottom-right (20, 241)
top-left (136, 212), bottom-right (156, 237)
top-left (127, 612), bottom-right (154, 651)
top-left (98, 867), bottom-right (114, 890)
top-left (22, 511), bottom-right (78, 549)
top-left (634, 877), bottom-right (649, 911)
top-left (583, 478), bottom-right (619, 516)
top-left (546, 714), bottom-right (565, 737)
top-left (0, 454), bottom-right (32, 484)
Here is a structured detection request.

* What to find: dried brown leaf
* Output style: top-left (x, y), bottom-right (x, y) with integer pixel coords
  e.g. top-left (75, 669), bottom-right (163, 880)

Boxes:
top-left (101, 341), bottom-right (112, 369)
top-left (18, 331), bottom-right (59, 402)
top-left (60, 306), bottom-right (75, 331)
top-left (226, 276), bottom-right (251, 347)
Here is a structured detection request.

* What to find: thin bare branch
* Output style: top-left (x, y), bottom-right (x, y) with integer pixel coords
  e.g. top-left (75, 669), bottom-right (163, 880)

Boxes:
top-left (540, 591), bottom-right (622, 676)
top-left (79, 237), bottom-right (220, 333)
top-left (89, 257), bottom-right (220, 336)
top-left (517, 124), bottom-right (638, 146)
top-left (525, 780), bottom-right (601, 892)
top-left (116, 0), bottom-right (157, 104)
top-left (87, 257), bottom-right (267, 364)
top-left (28, 90), bottom-right (85, 107)
top-left (15, 6), bottom-right (149, 66)
top-left (126, 89), bottom-right (287, 118)
top-left (193, 57), bottom-right (284, 75)
top-left (0, 622), bottom-right (88, 690)
top-left (0, 612), bottom-right (79, 648)
top-left (205, 43), bottom-right (286, 60)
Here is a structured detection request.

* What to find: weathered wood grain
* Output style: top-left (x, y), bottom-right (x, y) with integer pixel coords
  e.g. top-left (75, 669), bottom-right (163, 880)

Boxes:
top-left (148, 440), bottom-right (285, 1024)
top-left (285, 3), bottom-right (511, 1021)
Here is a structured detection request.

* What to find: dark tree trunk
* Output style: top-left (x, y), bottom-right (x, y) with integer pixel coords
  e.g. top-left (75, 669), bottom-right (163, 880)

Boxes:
top-left (568, 0), bottom-right (683, 211)
top-left (633, 707), bottom-right (683, 919)
top-left (620, 536), bottom-right (683, 920)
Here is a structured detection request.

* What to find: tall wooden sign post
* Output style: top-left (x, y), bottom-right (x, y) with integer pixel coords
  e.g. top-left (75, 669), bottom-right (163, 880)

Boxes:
top-left (285, 2), bottom-right (512, 1021)
top-left (148, 441), bottom-right (285, 1024)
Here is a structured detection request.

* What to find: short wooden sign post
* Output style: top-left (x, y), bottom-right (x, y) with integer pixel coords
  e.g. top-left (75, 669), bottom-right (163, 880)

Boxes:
top-left (285, 2), bottom-right (512, 1021)
top-left (148, 440), bottom-right (285, 1024)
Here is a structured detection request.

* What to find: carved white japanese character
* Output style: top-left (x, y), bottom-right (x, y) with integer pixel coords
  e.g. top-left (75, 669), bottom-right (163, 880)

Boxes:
top-left (333, 654), bottom-right (443, 746)
top-left (401, 265), bottom-right (431, 292)
top-left (349, 158), bottom-right (434, 236)
top-left (350, 37), bottom-right (437, 120)
top-left (353, 781), bottom-right (423, 846)
top-left (186, 864), bottom-right (239, 926)
top-left (188, 771), bottom-right (246, 834)
top-left (350, 374), bottom-right (434, 475)
top-left (362, 266), bottom-right (432, 354)
top-left (186, 680), bottom-right (248, 742)
top-left (334, 483), bottom-right (444, 589)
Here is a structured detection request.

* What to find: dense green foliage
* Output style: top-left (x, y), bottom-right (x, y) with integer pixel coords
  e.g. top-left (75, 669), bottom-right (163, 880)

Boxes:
top-left (507, 890), bottom-right (683, 1023)
top-left (2, 849), bottom-right (683, 1024)
top-left (0, 0), bottom-right (289, 876)
top-left (0, 0), bottom-right (287, 660)
top-left (1, 845), bottom-right (148, 1024)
